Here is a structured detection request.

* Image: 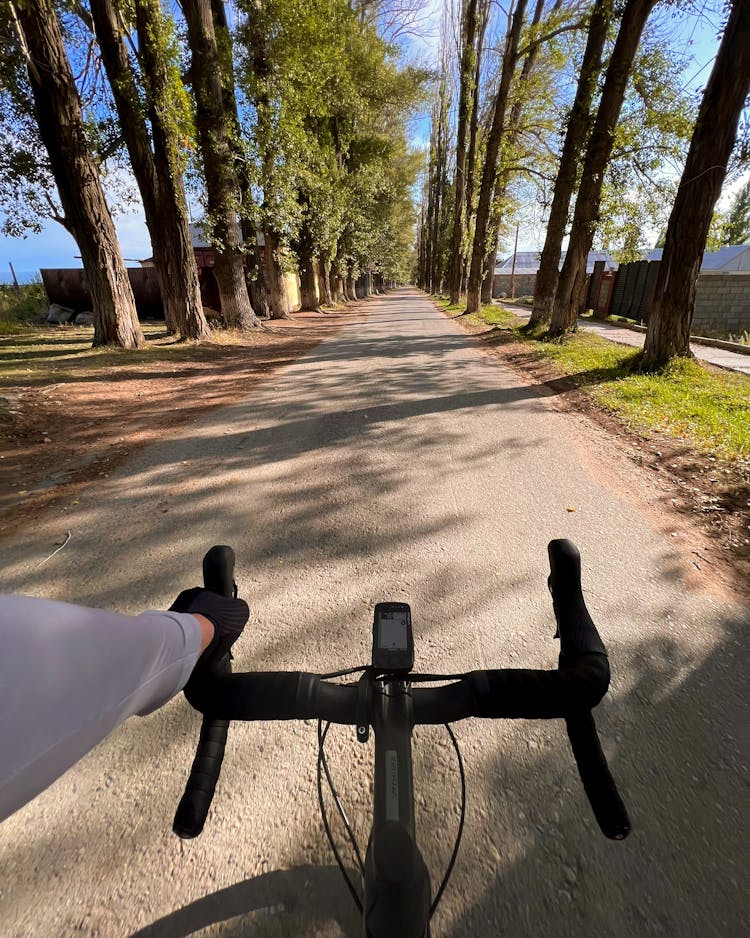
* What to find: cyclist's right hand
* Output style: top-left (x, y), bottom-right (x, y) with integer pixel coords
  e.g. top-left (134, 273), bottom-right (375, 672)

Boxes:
top-left (170, 587), bottom-right (249, 672)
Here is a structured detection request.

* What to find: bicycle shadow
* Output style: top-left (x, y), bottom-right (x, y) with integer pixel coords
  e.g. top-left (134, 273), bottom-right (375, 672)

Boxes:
top-left (129, 864), bottom-right (360, 937)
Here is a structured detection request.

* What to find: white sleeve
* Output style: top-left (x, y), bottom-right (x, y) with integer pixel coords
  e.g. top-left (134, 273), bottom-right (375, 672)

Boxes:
top-left (0, 595), bottom-right (202, 823)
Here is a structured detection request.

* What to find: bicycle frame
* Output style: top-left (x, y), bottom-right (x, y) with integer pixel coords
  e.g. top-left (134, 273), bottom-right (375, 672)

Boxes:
top-left (364, 678), bottom-right (431, 938)
top-left (174, 541), bottom-right (631, 938)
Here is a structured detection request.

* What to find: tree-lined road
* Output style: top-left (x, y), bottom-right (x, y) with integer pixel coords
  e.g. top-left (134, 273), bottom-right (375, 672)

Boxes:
top-left (0, 290), bottom-right (746, 937)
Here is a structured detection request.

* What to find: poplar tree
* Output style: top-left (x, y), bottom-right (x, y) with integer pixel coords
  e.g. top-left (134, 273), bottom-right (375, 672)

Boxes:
top-left (89, 0), bottom-right (210, 339)
top-left (10, 0), bottom-right (143, 348)
top-left (643, 0), bottom-right (750, 368)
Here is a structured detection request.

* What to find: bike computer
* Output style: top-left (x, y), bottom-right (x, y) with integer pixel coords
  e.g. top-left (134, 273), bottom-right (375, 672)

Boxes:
top-left (372, 602), bottom-right (414, 673)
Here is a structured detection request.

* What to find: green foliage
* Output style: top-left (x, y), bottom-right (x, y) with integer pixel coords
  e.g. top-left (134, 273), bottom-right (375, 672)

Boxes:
top-left (0, 4), bottom-right (139, 235)
top-left (598, 37), bottom-right (696, 259)
top-left (134, 0), bottom-right (195, 170)
top-left (235, 0), bottom-right (426, 279)
top-left (721, 177), bottom-right (750, 245)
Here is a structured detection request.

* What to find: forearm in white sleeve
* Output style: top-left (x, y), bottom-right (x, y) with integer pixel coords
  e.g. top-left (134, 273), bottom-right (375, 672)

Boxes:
top-left (0, 595), bottom-right (202, 823)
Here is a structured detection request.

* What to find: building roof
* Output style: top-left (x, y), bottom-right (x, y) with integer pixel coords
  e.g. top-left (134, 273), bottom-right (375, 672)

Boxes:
top-left (644, 244), bottom-right (750, 270)
top-left (494, 250), bottom-right (618, 275)
top-left (189, 221), bottom-right (263, 249)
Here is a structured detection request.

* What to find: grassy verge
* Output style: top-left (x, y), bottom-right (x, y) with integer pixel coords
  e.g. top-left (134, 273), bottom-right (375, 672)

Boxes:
top-left (0, 322), bottom-right (251, 386)
top-left (0, 282), bottom-right (47, 335)
top-left (433, 296), bottom-right (750, 462)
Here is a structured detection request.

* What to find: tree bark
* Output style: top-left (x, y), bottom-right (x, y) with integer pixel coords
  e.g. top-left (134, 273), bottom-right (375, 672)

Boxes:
top-left (549, 0), bottom-right (656, 337)
top-left (447, 0), bottom-right (479, 304)
top-left (643, 1), bottom-right (750, 368)
top-left (15, 0), bottom-right (143, 348)
top-left (89, 0), bottom-right (206, 340)
top-left (331, 261), bottom-right (346, 303)
top-left (318, 254), bottom-right (333, 305)
top-left (346, 272), bottom-right (357, 301)
top-left (244, 0), bottom-right (289, 319)
top-left (481, 230), bottom-right (498, 305)
top-left (466, 0), bottom-right (528, 314)
top-left (133, 0), bottom-right (211, 340)
top-left (429, 75), bottom-right (450, 292)
top-left (211, 0), bottom-right (269, 321)
top-left (262, 227), bottom-right (289, 318)
top-left (181, 0), bottom-right (259, 329)
top-left (528, 0), bottom-right (611, 328)
top-left (465, 0), bottom-right (490, 235)
top-left (296, 224), bottom-right (320, 311)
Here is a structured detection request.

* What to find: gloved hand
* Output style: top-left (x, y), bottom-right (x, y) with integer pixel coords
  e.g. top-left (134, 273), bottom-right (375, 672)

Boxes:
top-left (170, 587), bottom-right (249, 672)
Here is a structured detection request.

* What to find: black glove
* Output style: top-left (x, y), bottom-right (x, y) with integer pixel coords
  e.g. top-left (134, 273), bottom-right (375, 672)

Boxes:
top-left (170, 587), bottom-right (249, 671)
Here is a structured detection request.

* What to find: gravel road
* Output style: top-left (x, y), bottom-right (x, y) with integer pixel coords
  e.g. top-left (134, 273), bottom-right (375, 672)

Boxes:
top-left (0, 288), bottom-right (747, 938)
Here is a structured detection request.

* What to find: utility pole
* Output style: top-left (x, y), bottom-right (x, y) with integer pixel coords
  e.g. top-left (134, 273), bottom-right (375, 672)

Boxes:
top-left (509, 224), bottom-right (519, 299)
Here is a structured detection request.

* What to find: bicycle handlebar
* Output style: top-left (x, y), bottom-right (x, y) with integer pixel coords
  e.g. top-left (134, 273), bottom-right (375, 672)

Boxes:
top-left (171, 546), bottom-right (235, 840)
top-left (173, 540), bottom-right (631, 842)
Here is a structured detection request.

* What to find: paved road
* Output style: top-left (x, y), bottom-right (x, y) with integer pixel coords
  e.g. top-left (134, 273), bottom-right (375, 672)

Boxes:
top-left (498, 301), bottom-right (750, 375)
top-left (1, 289), bottom-right (747, 938)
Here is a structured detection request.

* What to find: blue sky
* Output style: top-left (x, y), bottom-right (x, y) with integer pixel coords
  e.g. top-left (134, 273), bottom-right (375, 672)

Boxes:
top-left (0, 0), bottom-right (742, 281)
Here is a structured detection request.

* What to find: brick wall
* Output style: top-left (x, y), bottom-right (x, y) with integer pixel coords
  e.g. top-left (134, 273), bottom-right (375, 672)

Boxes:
top-left (693, 272), bottom-right (750, 336)
top-left (492, 273), bottom-right (537, 297)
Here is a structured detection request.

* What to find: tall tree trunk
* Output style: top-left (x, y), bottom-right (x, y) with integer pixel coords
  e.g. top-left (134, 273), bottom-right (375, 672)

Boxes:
top-left (465, 0), bottom-right (490, 234)
top-left (447, 0), bottom-right (480, 304)
top-left (296, 223), bottom-right (320, 311)
top-left (15, 0), bottom-right (143, 348)
top-left (481, 229), bottom-right (498, 304)
top-left (528, 0), bottom-right (611, 328)
top-left (430, 75), bottom-right (450, 292)
top-left (331, 256), bottom-right (346, 303)
top-left (643, 2), bottom-right (750, 368)
top-left (211, 0), bottom-right (269, 321)
top-left (466, 0), bottom-right (528, 314)
top-left (318, 255), bottom-right (333, 305)
top-left (89, 0), bottom-right (205, 340)
top-left (240, 217), bottom-right (270, 317)
top-left (549, 0), bottom-right (656, 337)
top-left (134, 0), bottom-right (211, 340)
top-left (482, 0), bottom-right (550, 308)
top-left (346, 268), bottom-right (357, 301)
top-left (245, 0), bottom-right (288, 319)
top-left (181, 0), bottom-right (259, 329)
top-left (262, 227), bottom-right (289, 318)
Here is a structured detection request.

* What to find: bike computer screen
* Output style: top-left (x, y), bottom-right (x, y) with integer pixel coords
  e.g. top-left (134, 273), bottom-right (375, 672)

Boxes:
top-left (372, 602), bottom-right (414, 673)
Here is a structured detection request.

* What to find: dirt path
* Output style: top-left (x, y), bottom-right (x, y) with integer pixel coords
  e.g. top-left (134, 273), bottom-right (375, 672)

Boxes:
top-left (0, 307), bottom-right (357, 537)
top-left (0, 289), bottom-right (747, 938)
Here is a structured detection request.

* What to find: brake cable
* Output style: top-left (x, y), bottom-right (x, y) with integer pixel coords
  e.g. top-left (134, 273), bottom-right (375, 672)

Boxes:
top-left (317, 719), bottom-right (365, 911)
top-left (315, 668), bottom-right (468, 923)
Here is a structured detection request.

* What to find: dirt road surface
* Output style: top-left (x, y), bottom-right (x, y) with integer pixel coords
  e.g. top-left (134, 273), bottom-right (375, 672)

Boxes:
top-left (1, 289), bottom-right (746, 937)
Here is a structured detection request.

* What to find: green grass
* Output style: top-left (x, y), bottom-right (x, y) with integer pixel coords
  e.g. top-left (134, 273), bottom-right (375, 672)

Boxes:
top-left (433, 295), bottom-right (750, 461)
top-left (0, 282), bottom-right (47, 335)
top-left (0, 322), bottom-right (214, 386)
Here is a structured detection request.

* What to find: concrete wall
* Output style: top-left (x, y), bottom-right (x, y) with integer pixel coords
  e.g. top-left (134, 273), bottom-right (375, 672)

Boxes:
top-left (693, 272), bottom-right (750, 336)
top-left (284, 272), bottom-right (301, 311)
top-left (492, 273), bottom-right (537, 298)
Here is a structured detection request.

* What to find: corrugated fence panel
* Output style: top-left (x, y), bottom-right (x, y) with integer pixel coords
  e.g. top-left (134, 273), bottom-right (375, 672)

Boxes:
top-left (41, 268), bottom-right (164, 316)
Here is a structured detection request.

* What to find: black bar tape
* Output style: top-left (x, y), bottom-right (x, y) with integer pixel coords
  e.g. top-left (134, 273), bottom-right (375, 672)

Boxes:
top-left (411, 659), bottom-right (610, 724)
top-left (202, 545), bottom-right (236, 597)
top-left (172, 545), bottom-right (236, 840)
top-left (172, 717), bottom-right (229, 839)
top-left (565, 711), bottom-right (631, 840)
top-left (547, 540), bottom-right (606, 659)
top-left (185, 672), bottom-right (360, 724)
